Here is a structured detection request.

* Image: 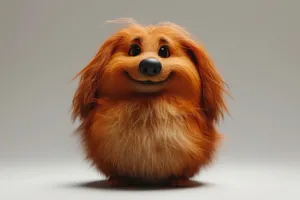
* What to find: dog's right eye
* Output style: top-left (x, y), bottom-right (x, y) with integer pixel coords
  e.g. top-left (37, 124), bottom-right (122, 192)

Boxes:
top-left (128, 44), bottom-right (141, 56)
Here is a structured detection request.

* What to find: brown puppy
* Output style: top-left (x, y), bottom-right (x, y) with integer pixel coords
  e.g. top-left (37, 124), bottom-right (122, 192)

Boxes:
top-left (72, 19), bottom-right (229, 186)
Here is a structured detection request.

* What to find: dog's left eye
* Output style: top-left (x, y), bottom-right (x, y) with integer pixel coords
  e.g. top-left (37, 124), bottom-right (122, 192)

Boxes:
top-left (158, 45), bottom-right (170, 58)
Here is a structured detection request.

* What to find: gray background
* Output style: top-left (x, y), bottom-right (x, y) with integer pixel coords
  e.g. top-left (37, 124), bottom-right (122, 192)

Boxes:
top-left (1, 0), bottom-right (299, 199)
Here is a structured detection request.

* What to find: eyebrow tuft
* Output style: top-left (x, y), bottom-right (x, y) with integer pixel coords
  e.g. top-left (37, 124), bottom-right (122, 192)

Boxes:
top-left (132, 37), bottom-right (141, 44)
top-left (159, 37), bottom-right (169, 44)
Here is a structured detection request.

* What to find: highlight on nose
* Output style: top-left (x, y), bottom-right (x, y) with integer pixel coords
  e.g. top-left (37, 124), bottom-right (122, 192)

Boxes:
top-left (139, 58), bottom-right (162, 76)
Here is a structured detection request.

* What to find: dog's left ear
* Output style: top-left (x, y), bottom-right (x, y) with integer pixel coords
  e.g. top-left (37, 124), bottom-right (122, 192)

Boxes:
top-left (72, 34), bottom-right (122, 121)
top-left (181, 38), bottom-right (229, 122)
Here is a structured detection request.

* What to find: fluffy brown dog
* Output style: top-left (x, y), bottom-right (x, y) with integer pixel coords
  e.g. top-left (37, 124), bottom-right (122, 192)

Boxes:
top-left (72, 19), bottom-right (229, 186)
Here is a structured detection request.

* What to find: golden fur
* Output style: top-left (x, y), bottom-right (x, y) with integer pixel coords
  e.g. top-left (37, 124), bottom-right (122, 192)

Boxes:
top-left (72, 18), bottom-right (229, 184)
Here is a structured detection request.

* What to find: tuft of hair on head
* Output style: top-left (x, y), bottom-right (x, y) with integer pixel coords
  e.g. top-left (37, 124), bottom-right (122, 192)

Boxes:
top-left (101, 17), bottom-right (143, 29)
top-left (158, 21), bottom-right (192, 36)
top-left (105, 17), bottom-right (138, 25)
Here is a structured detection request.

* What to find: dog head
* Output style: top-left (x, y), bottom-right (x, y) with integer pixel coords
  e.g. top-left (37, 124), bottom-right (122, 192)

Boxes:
top-left (72, 19), bottom-right (228, 123)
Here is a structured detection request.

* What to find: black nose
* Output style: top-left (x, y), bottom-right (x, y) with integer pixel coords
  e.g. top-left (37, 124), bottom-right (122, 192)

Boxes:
top-left (139, 58), bottom-right (162, 76)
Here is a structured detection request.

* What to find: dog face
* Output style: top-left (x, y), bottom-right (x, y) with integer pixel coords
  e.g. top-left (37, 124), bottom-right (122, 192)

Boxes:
top-left (98, 25), bottom-right (200, 97)
top-left (72, 20), bottom-right (228, 123)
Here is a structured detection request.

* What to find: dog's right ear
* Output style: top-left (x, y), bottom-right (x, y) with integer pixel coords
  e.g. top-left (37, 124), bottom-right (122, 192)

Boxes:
top-left (72, 34), bottom-right (122, 121)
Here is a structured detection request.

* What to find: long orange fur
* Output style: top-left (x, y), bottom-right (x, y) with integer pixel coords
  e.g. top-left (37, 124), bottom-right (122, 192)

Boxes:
top-left (72, 19), bottom-right (229, 185)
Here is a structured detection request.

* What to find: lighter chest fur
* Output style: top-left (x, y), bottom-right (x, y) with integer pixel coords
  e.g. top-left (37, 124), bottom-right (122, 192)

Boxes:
top-left (91, 100), bottom-right (202, 181)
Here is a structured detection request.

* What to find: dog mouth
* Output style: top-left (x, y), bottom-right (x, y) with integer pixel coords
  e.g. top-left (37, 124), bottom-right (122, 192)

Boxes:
top-left (124, 71), bottom-right (173, 85)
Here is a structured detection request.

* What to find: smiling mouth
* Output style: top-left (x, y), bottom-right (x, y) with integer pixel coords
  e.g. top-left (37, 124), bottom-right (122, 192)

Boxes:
top-left (124, 71), bottom-right (172, 85)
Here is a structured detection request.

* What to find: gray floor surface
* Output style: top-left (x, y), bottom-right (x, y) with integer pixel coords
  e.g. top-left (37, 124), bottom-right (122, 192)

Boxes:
top-left (1, 160), bottom-right (299, 199)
